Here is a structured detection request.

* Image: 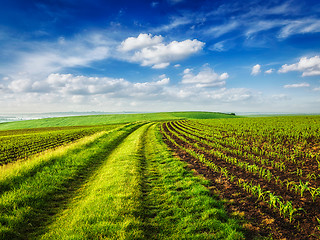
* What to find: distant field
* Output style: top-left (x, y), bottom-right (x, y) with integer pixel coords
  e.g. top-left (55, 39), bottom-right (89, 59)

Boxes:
top-left (0, 111), bottom-right (237, 130)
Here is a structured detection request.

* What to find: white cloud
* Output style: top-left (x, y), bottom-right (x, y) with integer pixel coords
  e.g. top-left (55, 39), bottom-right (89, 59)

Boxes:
top-left (313, 87), bottom-right (320, 91)
top-left (156, 77), bottom-right (170, 85)
top-left (244, 1), bottom-right (298, 18)
top-left (251, 64), bottom-right (261, 76)
top-left (46, 73), bottom-right (172, 98)
top-left (279, 18), bottom-right (320, 39)
top-left (5, 71), bottom-right (308, 113)
top-left (21, 46), bottom-right (109, 75)
top-left (265, 68), bottom-right (274, 74)
top-left (279, 56), bottom-right (320, 76)
top-left (3, 32), bottom-right (112, 77)
top-left (246, 20), bottom-right (284, 37)
top-left (119, 33), bottom-right (163, 51)
top-left (47, 74), bottom-right (130, 95)
top-left (210, 41), bottom-right (225, 52)
top-left (205, 21), bottom-right (240, 38)
top-left (200, 1), bottom-right (320, 46)
top-left (209, 88), bottom-right (252, 102)
top-left (8, 78), bottom-right (33, 93)
top-left (153, 16), bottom-right (192, 32)
top-left (181, 67), bottom-right (228, 88)
top-left (283, 82), bottom-right (310, 88)
top-left (120, 34), bottom-right (204, 68)
top-left (152, 63), bottom-right (170, 69)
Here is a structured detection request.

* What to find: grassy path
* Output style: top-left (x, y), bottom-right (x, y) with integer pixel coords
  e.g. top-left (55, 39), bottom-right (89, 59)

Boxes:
top-left (0, 123), bottom-right (142, 239)
top-left (39, 123), bottom-right (154, 239)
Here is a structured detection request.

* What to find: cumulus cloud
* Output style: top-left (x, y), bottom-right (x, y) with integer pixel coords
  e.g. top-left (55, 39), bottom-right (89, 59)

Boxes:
top-left (119, 34), bottom-right (204, 68)
top-left (47, 74), bottom-right (130, 95)
top-left (181, 67), bottom-right (228, 88)
top-left (251, 64), bottom-right (261, 76)
top-left (8, 78), bottom-right (33, 93)
top-left (118, 33), bottom-right (163, 51)
top-left (283, 82), bottom-right (310, 88)
top-left (279, 56), bottom-right (320, 76)
top-left (1, 70), bottom-right (259, 113)
top-left (46, 73), bottom-right (171, 100)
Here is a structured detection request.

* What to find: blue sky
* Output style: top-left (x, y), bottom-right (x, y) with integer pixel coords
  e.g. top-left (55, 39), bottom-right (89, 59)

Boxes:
top-left (0, 0), bottom-right (320, 113)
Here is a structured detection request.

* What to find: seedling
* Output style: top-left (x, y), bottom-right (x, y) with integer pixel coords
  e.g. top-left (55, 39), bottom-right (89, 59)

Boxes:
top-left (309, 187), bottom-right (320, 202)
top-left (298, 180), bottom-right (309, 197)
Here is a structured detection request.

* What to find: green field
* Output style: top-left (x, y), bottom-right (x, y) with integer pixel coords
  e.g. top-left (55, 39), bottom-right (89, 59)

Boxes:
top-left (0, 112), bottom-right (237, 130)
top-left (1, 112), bottom-right (319, 239)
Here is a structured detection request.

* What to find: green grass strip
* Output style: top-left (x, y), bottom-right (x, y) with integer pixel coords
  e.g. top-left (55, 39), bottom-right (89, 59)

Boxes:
top-left (39, 123), bottom-right (153, 240)
top-left (0, 123), bottom-right (142, 240)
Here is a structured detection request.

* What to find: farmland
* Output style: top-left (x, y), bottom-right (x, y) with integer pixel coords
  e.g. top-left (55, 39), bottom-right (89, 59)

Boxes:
top-left (0, 112), bottom-right (319, 239)
top-left (162, 116), bottom-right (320, 239)
top-left (0, 125), bottom-right (122, 165)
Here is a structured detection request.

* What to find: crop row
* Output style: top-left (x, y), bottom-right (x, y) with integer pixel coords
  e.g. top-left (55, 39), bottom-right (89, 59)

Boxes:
top-left (161, 123), bottom-right (301, 224)
top-left (180, 119), bottom-right (320, 168)
top-left (189, 117), bottom-right (320, 167)
top-left (161, 118), bottom-right (320, 239)
top-left (177, 119), bottom-right (320, 187)
top-left (173, 121), bottom-right (320, 200)
top-left (0, 125), bottom-right (120, 165)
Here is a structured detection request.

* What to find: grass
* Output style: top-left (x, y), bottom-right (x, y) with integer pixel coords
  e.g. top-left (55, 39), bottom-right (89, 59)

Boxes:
top-left (0, 111), bottom-right (238, 130)
top-left (0, 123), bottom-right (142, 239)
top-left (39, 123), bottom-right (153, 240)
top-left (0, 130), bottom-right (106, 195)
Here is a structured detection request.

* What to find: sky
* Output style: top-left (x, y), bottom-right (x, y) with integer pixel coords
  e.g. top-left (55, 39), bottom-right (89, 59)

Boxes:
top-left (0, 0), bottom-right (320, 114)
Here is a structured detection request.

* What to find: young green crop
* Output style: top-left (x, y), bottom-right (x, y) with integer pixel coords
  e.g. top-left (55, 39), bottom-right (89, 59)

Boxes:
top-left (0, 124), bottom-right (120, 165)
top-left (162, 117), bottom-right (319, 227)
